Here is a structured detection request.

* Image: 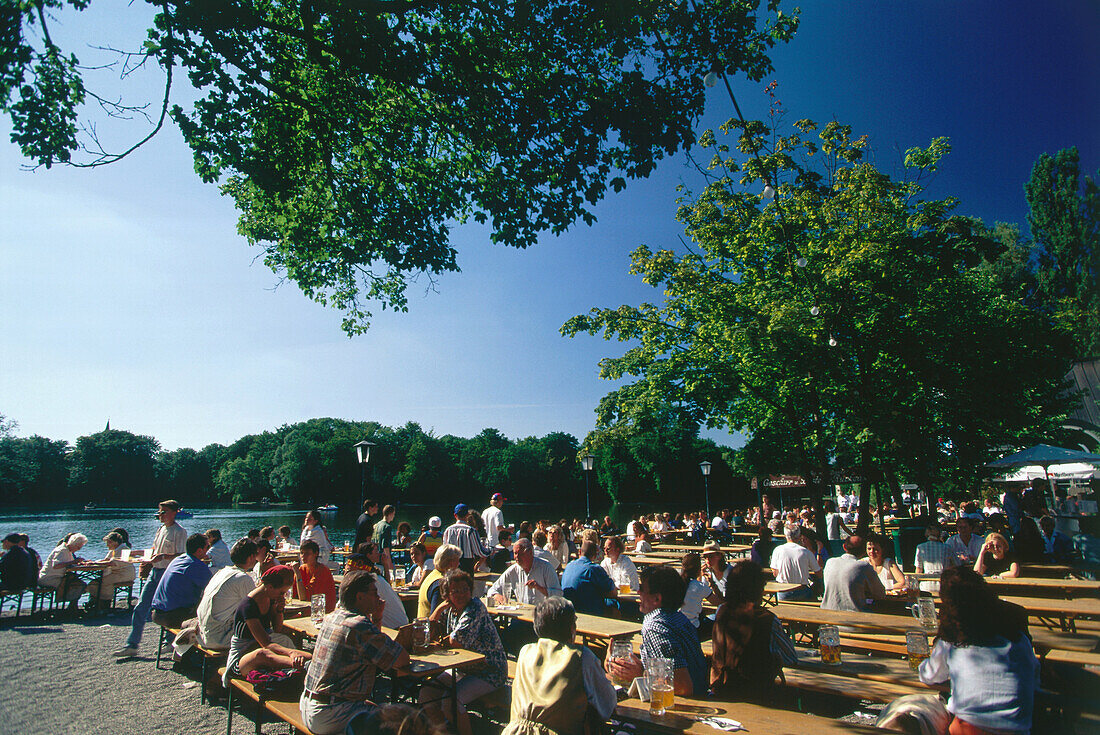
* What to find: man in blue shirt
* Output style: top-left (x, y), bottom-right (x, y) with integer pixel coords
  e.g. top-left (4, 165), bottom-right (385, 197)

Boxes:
top-left (561, 541), bottom-right (616, 616)
top-left (150, 533), bottom-right (213, 629)
top-left (605, 564), bottom-right (708, 696)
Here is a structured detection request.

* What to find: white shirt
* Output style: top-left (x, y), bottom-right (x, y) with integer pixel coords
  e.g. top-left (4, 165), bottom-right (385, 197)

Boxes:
top-left (679, 578), bottom-right (710, 628)
top-left (197, 566), bottom-right (256, 649)
top-left (39, 544), bottom-right (74, 587)
top-left (944, 533), bottom-right (984, 563)
top-left (152, 522), bottom-right (188, 569)
top-left (488, 558), bottom-right (562, 604)
top-left (300, 525), bottom-right (334, 564)
top-left (710, 516), bottom-right (729, 531)
top-left (375, 576), bottom-right (410, 629)
top-left (533, 547), bottom-right (558, 569)
top-left (825, 513), bottom-right (844, 540)
top-left (770, 541), bottom-right (820, 586)
top-left (634, 539), bottom-right (652, 554)
top-left (600, 555), bottom-right (640, 590)
top-left (482, 505), bottom-right (505, 546)
top-left (545, 540), bottom-right (570, 570)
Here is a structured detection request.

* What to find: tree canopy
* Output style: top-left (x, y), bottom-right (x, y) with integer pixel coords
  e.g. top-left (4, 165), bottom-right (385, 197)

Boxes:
top-left (563, 114), bottom-right (1078, 500)
top-left (2, 0), bottom-right (797, 333)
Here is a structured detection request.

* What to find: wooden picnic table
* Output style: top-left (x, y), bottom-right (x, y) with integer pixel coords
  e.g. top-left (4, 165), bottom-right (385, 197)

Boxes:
top-left (650, 543), bottom-right (745, 554)
top-left (771, 603), bottom-right (925, 635)
top-left (984, 576), bottom-right (1100, 599)
top-left (614, 696), bottom-right (882, 734)
top-left (998, 595), bottom-right (1100, 633)
top-left (791, 649), bottom-right (946, 692)
top-left (489, 603), bottom-right (641, 643)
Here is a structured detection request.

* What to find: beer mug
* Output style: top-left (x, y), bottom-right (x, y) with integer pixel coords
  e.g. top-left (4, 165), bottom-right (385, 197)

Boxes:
top-left (906, 631), bottom-right (930, 671)
top-left (910, 597), bottom-right (937, 629)
top-left (645, 657), bottom-right (674, 715)
top-left (609, 639), bottom-right (634, 686)
top-left (310, 593), bottom-right (326, 624)
top-left (413, 617), bottom-right (432, 653)
top-left (818, 625), bottom-right (842, 665)
top-left (485, 590), bottom-right (496, 608)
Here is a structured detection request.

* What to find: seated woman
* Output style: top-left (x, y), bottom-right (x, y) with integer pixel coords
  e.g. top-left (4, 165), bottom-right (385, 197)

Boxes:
top-left (919, 567), bottom-right (1038, 734)
top-left (407, 542), bottom-right (430, 587)
top-left (276, 525), bottom-right (295, 550)
top-left (252, 540), bottom-right (277, 579)
top-left (974, 533), bottom-right (1019, 579)
top-left (39, 533), bottom-right (89, 611)
top-left (293, 540), bottom-right (337, 613)
top-left (417, 544), bottom-right (462, 618)
top-left (710, 560), bottom-right (798, 702)
top-left (678, 553), bottom-right (710, 632)
top-left (89, 531), bottom-right (136, 611)
top-left (866, 534), bottom-right (908, 591)
top-left (503, 596), bottom-right (616, 735)
top-left (223, 565), bottom-right (312, 687)
top-left (420, 570), bottom-right (508, 735)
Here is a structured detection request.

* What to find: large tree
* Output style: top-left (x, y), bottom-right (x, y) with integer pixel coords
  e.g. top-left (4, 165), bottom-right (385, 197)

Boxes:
top-left (564, 115), bottom-right (1077, 522)
top-left (1025, 147), bottom-right (1100, 359)
top-left (3, 0), bottom-right (797, 333)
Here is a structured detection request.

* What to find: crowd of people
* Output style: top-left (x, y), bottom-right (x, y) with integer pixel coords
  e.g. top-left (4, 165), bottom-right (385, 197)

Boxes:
top-left (1, 483), bottom-right (1084, 735)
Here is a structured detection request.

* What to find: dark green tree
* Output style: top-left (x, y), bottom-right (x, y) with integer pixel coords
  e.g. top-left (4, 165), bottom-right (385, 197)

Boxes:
top-left (1025, 147), bottom-right (1100, 358)
top-left (156, 447), bottom-right (216, 502)
top-left (3, 0), bottom-right (797, 333)
top-left (69, 428), bottom-right (161, 503)
top-left (0, 434), bottom-right (70, 505)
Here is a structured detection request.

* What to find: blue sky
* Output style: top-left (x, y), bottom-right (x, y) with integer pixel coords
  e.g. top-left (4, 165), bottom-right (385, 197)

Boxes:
top-left (1, 1), bottom-right (1097, 451)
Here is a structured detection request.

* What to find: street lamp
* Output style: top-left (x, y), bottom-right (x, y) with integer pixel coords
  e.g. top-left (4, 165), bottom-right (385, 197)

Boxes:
top-left (354, 440), bottom-right (375, 511)
top-left (581, 454), bottom-right (595, 522)
top-left (699, 461), bottom-right (713, 520)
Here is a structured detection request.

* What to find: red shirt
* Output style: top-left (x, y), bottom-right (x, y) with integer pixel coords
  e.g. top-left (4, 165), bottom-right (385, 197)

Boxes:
top-left (297, 563), bottom-right (337, 612)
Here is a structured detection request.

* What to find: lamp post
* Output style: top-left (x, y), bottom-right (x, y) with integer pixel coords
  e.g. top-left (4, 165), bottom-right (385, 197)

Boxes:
top-left (581, 454), bottom-right (595, 522)
top-left (354, 440), bottom-right (375, 512)
top-left (699, 461), bottom-right (713, 520)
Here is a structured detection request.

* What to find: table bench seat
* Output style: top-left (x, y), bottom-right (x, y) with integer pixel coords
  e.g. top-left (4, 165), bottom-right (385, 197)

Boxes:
top-left (222, 667), bottom-right (313, 735)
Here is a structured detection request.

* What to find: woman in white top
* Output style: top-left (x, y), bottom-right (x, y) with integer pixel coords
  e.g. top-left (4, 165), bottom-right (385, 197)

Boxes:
top-left (299, 510), bottom-right (335, 568)
top-left (408, 541), bottom-right (432, 586)
top-left (599, 536), bottom-right (639, 591)
top-left (678, 553), bottom-right (710, 629)
top-left (866, 535), bottom-right (907, 591)
top-left (90, 531), bottom-right (137, 607)
top-left (39, 532), bottom-right (89, 607)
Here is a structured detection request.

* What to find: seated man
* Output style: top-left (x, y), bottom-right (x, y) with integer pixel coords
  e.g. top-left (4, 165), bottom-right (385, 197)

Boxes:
top-left (820, 535), bottom-right (886, 612)
top-left (600, 536), bottom-right (640, 592)
top-left (769, 523), bottom-right (820, 601)
top-left (300, 570), bottom-right (411, 735)
top-left (205, 529), bottom-right (232, 571)
top-left (197, 538), bottom-right (262, 650)
top-left (1039, 516), bottom-right (1074, 564)
top-left (489, 538), bottom-right (562, 604)
top-left (561, 541), bottom-right (616, 616)
top-left (1, 533), bottom-right (34, 592)
top-left (504, 597), bottom-right (617, 735)
top-left (150, 533), bottom-right (213, 629)
top-left (488, 528), bottom-right (515, 573)
top-left (605, 565), bottom-right (708, 696)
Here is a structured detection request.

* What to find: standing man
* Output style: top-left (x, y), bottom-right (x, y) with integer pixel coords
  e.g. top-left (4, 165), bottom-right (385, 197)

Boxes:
top-left (150, 533), bottom-right (213, 629)
top-left (299, 571), bottom-right (411, 735)
top-left (354, 499), bottom-right (380, 550)
top-left (482, 493), bottom-right (506, 547)
top-left (770, 524), bottom-right (820, 601)
top-left (114, 499), bottom-right (188, 657)
top-left (442, 503), bottom-right (490, 574)
top-left (371, 504), bottom-right (397, 576)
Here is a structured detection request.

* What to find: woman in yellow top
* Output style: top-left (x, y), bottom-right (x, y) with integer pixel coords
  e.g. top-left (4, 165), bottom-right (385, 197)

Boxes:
top-left (417, 543), bottom-right (462, 618)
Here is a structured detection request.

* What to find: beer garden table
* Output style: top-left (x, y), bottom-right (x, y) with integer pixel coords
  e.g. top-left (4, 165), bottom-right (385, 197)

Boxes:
top-left (488, 603), bottom-right (641, 645)
top-left (614, 696), bottom-right (883, 734)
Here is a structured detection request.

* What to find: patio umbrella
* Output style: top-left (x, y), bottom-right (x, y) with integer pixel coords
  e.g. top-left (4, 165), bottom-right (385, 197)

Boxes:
top-left (986, 444), bottom-right (1100, 506)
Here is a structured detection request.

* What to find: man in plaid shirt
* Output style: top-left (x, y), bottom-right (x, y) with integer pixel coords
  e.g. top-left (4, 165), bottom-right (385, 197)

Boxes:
top-left (299, 570), bottom-right (410, 734)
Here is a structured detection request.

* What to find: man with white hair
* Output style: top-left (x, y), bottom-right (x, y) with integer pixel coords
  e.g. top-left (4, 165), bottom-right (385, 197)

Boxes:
top-left (488, 539), bottom-right (561, 604)
top-left (769, 523), bottom-right (820, 601)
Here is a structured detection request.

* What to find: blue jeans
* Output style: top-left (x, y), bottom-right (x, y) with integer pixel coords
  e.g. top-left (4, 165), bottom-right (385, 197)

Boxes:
top-left (777, 585), bottom-right (815, 602)
top-left (126, 567), bottom-right (164, 648)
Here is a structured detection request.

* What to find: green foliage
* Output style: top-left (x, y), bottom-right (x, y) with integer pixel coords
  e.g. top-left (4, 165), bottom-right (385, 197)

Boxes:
top-left (69, 429), bottom-right (161, 503)
top-left (1025, 147), bottom-right (1100, 359)
top-left (0, 434), bottom-right (70, 503)
top-left (564, 115), bottom-right (1078, 495)
top-left (2, 0), bottom-right (798, 333)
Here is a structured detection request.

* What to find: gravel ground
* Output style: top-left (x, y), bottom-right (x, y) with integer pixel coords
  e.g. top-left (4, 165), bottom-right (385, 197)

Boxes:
top-left (0, 610), bottom-right (276, 734)
top-left (1, 609), bottom-right (884, 735)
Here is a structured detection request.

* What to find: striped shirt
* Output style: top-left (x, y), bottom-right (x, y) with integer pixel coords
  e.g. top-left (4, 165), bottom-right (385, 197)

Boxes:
top-left (914, 540), bottom-right (956, 592)
top-left (303, 607), bottom-right (403, 700)
top-left (442, 521), bottom-right (490, 561)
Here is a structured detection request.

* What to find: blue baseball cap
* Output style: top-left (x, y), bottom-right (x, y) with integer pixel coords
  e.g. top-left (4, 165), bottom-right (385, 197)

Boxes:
top-left (454, 503), bottom-right (469, 517)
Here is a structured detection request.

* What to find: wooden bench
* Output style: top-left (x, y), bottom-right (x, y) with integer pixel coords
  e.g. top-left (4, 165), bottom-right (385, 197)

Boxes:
top-left (223, 669), bottom-right (313, 735)
top-left (156, 626), bottom-right (228, 704)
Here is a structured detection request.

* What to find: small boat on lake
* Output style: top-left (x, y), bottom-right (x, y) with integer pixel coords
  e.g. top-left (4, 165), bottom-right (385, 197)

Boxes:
top-left (83, 502), bottom-right (97, 511)
top-left (319, 504), bottom-right (338, 512)
top-left (176, 509), bottom-right (194, 520)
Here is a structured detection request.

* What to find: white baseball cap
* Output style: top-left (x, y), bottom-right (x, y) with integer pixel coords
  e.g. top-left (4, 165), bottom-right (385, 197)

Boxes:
top-left (428, 516), bottom-right (442, 528)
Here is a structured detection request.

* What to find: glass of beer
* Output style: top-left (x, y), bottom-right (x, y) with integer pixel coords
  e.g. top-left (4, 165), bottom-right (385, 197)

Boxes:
top-left (906, 631), bottom-right (930, 671)
top-left (818, 625), bottom-right (841, 665)
top-left (645, 657), bottom-right (674, 715)
top-left (609, 639), bottom-right (633, 686)
top-left (910, 597), bottom-right (938, 629)
top-left (310, 594), bottom-right (326, 624)
top-left (619, 583), bottom-right (632, 595)
top-left (413, 618), bottom-right (432, 653)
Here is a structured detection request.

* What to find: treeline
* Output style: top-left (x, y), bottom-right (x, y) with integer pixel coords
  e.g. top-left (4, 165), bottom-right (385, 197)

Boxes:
top-left (0, 417), bottom-right (743, 512)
